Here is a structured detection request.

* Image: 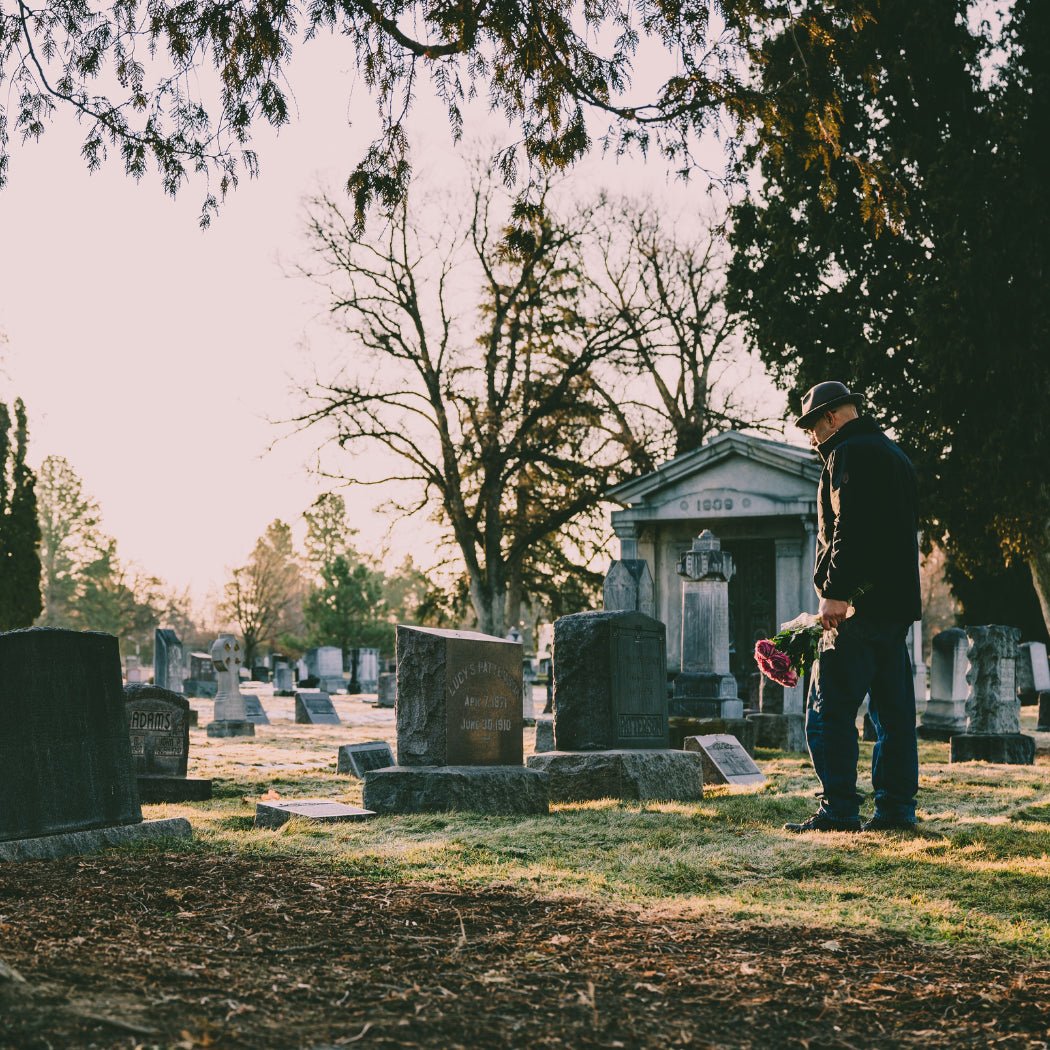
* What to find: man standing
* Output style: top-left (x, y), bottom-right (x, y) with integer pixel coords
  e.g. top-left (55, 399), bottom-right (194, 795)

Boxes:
top-left (785, 381), bottom-right (922, 834)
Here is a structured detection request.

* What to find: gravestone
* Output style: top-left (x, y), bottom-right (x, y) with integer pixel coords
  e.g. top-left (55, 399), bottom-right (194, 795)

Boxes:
top-left (347, 647), bottom-right (380, 693)
top-left (306, 646), bottom-right (344, 694)
top-left (184, 651), bottom-right (218, 698)
top-left (273, 661), bottom-right (295, 696)
top-left (250, 664), bottom-right (270, 683)
top-left (526, 611), bottom-right (704, 803)
top-left (522, 658), bottom-right (537, 722)
top-left (206, 635), bottom-right (255, 738)
top-left (242, 692), bottom-right (271, 725)
top-left (1016, 642), bottom-right (1050, 706)
top-left (0, 628), bottom-right (191, 861)
top-left (918, 628), bottom-right (970, 740)
top-left (375, 671), bottom-right (396, 708)
top-left (153, 628), bottom-right (184, 694)
top-left (295, 691), bottom-right (341, 725)
top-left (254, 799), bottom-right (375, 829)
top-left (363, 626), bottom-right (549, 814)
top-left (603, 559), bottom-right (656, 619)
top-left (683, 734), bottom-right (765, 787)
top-left (1038, 692), bottom-right (1050, 733)
top-left (745, 676), bottom-right (805, 754)
top-left (124, 684), bottom-right (212, 802)
top-left (337, 741), bottom-right (395, 777)
top-left (534, 716), bottom-right (554, 753)
top-left (951, 625), bottom-right (1035, 764)
top-left (125, 655), bottom-right (148, 684)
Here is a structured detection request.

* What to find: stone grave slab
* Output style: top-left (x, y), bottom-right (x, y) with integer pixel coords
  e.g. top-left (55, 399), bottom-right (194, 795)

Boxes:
top-left (1017, 642), bottom-right (1050, 705)
top-left (295, 690), bottom-right (341, 725)
top-left (375, 671), bottom-right (396, 708)
top-left (124, 684), bottom-right (212, 802)
top-left (526, 750), bottom-right (703, 803)
top-left (0, 627), bottom-right (193, 859)
top-left (338, 741), bottom-right (396, 777)
top-left (918, 628), bottom-right (970, 740)
top-left (745, 712), bottom-right (804, 753)
top-left (534, 716), bottom-right (554, 753)
top-left (242, 693), bottom-right (271, 725)
top-left (683, 734), bottom-right (765, 787)
top-left (552, 611), bottom-right (668, 751)
top-left (254, 799), bottom-right (376, 829)
top-left (364, 766), bottom-right (548, 815)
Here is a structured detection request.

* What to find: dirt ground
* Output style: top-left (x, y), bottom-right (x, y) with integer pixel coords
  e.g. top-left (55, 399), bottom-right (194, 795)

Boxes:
top-left (2, 851), bottom-right (1048, 1049)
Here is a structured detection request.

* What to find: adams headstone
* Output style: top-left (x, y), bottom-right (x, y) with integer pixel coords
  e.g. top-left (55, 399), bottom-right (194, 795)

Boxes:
top-left (295, 690), bottom-right (341, 725)
top-left (683, 734), bottom-right (765, 787)
top-left (124, 684), bottom-right (212, 802)
top-left (337, 741), bottom-right (395, 777)
top-left (0, 628), bottom-right (191, 859)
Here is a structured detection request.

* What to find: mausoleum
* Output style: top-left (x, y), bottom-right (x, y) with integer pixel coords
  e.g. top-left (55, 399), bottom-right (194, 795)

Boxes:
top-left (608, 431), bottom-right (821, 696)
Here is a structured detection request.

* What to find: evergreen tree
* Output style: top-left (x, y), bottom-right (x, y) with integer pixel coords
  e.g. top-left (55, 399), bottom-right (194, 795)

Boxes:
top-left (0, 398), bottom-right (42, 630)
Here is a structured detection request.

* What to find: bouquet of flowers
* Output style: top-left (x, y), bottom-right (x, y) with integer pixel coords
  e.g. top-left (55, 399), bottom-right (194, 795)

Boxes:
top-left (753, 613), bottom-right (838, 688)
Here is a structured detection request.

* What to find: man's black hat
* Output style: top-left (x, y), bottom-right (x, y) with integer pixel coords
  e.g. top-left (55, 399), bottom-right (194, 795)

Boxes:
top-left (795, 381), bottom-right (864, 429)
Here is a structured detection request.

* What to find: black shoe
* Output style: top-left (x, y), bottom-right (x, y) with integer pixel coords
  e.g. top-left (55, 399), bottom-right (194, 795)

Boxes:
top-left (784, 812), bottom-right (862, 833)
top-left (861, 814), bottom-right (917, 833)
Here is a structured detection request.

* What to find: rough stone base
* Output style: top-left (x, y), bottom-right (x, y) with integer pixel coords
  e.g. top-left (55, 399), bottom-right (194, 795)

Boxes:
top-left (206, 720), bottom-right (256, 738)
top-left (950, 733), bottom-right (1036, 765)
top-left (526, 750), bottom-right (703, 803)
top-left (747, 713), bottom-right (806, 753)
top-left (1037, 692), bottom-right (1050, 733)
top-left (669, 717), bottom-right (755, 756)
top-left (187, 709), bottom-right (199, 727)
top-left (916, 724), bottom-right (960, 742)
top-left (534, 717), bottom-right (554, 753)
top-left (0, 818), bottom-right (192, 863)
top-left (137, 776), bottom-right (213, 803)
top-left (364, 766), bottom-right (549, 815)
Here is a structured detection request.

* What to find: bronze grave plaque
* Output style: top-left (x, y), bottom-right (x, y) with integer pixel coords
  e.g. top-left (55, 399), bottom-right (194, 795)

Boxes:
top-left (445, 637), bottom-right (523, 765)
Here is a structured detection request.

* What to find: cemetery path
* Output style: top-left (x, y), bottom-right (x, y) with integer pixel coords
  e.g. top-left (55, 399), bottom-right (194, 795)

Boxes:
top-left (1, 850), bottom-right (1047, 1049)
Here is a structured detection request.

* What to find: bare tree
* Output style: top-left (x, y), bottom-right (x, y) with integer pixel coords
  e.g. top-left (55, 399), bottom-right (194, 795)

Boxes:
top-left (296, 166), bottom-right (635, 636)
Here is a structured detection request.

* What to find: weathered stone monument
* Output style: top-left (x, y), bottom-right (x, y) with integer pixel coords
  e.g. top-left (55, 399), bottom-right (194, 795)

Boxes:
top-left (273, 661), bottom-right (295, 696)
top-left (0, 628), bottom-right (191, 861)
top-left (950, 625), bottom-right (1035, 764)
top-left (363, 626), bottom-right (548, 814)
top-left (533, 716), bottom-right (554, 753)
top-left (1016, 641), bottom-right (1050, 706)
top-left (205, 635), bottom-right (255, 738)
top-left (153, 628), bottom-right (184, 694)
top-left (184, 651), bottom-right (218, 698)
top-left (603, 559), bottom-right (656, 619)
top-left (337, 740), bottom-right (395, 777)
top-left (124, 684), bottom-right (212, 802)
top-left (306, 646), bottom-right (345, 693)
top-left (526, 611), bottom-right (704, 802)
top-left (683, 734), bottom-right (765, 788)
top-left (918, 628), bottom-right (969, 740)
top-left (375, 671), bottom-right (396, 708)
top-left (295, 690), bottom-right (341, 725)
top-left (347, 647), bottom-right (380, 692)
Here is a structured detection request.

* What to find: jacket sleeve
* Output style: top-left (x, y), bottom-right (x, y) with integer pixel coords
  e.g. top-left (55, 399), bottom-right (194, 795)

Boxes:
top-left (820, 446), bottom-right (872, 601)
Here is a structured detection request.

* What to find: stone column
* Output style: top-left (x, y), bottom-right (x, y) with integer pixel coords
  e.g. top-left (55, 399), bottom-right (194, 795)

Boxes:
top-left (206, 635), bottom-right (255, 738)
top-left (950, 625), bottom-right (1034, 764)
top-left (671, 531), bottom-right (743, 720)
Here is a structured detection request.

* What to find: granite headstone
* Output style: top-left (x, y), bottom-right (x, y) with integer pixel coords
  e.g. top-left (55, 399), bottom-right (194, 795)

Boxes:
top-left (295, 690), bottom-right (341, 725)
top-left (337, 741), bottom-right (395, 777)
top-left (153, 628), bottom-right (184, 694)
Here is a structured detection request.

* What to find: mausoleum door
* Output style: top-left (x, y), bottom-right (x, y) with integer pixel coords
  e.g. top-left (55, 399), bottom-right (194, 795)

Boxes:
top-left (723, 539), bottom-right (777, 698)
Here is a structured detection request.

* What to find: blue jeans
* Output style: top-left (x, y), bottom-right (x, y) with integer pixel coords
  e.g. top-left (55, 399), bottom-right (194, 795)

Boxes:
top-left (806, 616), bottom-right (919, 822)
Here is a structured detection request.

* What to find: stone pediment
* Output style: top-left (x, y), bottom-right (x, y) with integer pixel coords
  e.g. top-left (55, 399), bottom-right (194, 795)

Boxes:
top-left (609, 432), bottom-right (820, 523)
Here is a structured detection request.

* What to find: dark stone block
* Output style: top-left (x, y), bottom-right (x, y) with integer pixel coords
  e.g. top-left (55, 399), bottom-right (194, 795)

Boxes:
top-left (0, 817), bottom-right (192, 863)
top-left (746, 713), bottom-right (806, 753)
top-left (916, 724), bottom-right (955, 742)
top-left (669, 716), bottom-right (756, 756)
top-left (183, 679), bottom-right (217, 699)
top-left (552, 611), bottom-right (668, 751)
top-left (295, 691), bottom-right (341, 725)
top-left (534, 717), bottom-right (554, 753)
top-left (950, 733), bottom-right (1036, 765)
top-left (375, 672), bottom-right (396, 708)
top-left (396, 626), bottom-right (522, 766)
top-left (364, 766), bottom-right (548, 815)
top-left (242, 694), bottom-right (270, 725)
top-left (0, 627), bottom-right (142, 843)
top-left (525, 750), bottom-right (703, 803)
top-left (137, 776), bottom-right (213, 803)
top-left (124, 683), bottom-right (190, 778)
top-left (187, 709), bottom-right (199, 727)
top-left (206, 720), bottom-right (255, 738)
top-left (1037, 692), bottom-right (1050, 732)
top-left (338, 741), bottom-right (395, 777)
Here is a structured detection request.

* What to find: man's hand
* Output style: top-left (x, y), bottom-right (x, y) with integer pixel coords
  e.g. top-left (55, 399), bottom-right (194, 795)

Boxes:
top-left (818, 597), bottom-right (850, 631)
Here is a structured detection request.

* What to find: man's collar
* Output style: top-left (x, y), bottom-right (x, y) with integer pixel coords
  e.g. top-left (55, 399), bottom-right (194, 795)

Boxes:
top-left (816, 416), bottom-right (880, 460)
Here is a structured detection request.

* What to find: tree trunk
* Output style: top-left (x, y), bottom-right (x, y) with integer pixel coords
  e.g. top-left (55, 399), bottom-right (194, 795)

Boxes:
top-left (505, 568), bottom-right (523, 640)
top-left (1027, 539), bottom-right (1050, 639)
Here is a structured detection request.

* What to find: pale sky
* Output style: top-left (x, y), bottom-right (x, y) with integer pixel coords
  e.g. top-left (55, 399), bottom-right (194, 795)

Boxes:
top-left (0, 37), bottom-right (789, 610)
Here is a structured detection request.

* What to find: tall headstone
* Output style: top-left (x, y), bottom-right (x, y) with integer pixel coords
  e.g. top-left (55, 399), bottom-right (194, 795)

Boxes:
top-left (918, 628), bottom-right (969, 740)
top-left (672, 531), bottom-right (743, 720)
top-left (526, 611), bottom-right (704, 802)
top-left (0, 628), bottom-right (191, 861)
top-left (273, 661), bottom-right (295, 696)
top-left (124, 684), bottom-right (212, 801)
top-left (950, 625), bottom-right (1035, 764)
top-left (206, 635), bottom-right (255, 738)
top-left (154, 629), bottom-right (184, 694)
top-left (603, 559), bottom-right (656, 619)
top-left (348, 647), bottom-right (380, 693)
top-left (1016, 642), bottom-right (1050, 706)
top-left (375, 671), bottom-right (396, 708)
top-left (363, 626), bottom-right (548, 814)
top-left (184, 651), bottom-right (218, 698)
top-left (306, 646), bottom-right (344, 693)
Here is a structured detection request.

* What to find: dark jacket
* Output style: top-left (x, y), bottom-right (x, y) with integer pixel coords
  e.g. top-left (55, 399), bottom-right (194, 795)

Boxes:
top-left (814, 416), bottom-right (922, 622)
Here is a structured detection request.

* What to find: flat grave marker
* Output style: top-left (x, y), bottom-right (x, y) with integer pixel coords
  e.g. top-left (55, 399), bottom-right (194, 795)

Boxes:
top-left (683, 734), bottom-right (765, 787)
top-left (254, 799), bottom-right (376, 829)
top-left (242, 693), bottom-right (271, 725)
top-left (295, 690), bottom-right (341, 725)
top-left (338, 741), bottom-right (395, 777)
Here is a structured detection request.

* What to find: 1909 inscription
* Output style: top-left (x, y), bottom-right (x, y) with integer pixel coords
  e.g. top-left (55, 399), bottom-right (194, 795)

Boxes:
top-left (446, 646), bottom-right (523, 765)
